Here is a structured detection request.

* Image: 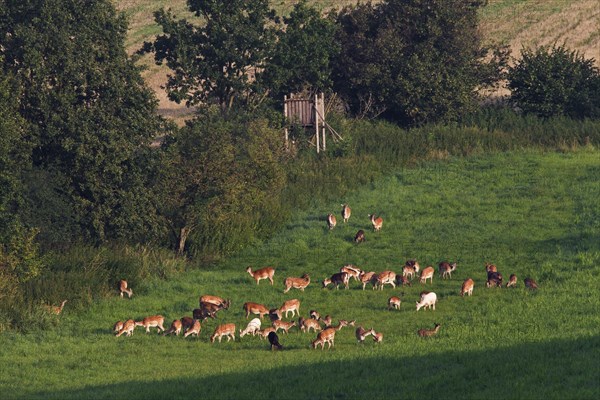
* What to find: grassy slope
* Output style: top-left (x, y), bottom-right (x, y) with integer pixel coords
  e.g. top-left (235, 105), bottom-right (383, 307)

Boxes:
top-left (2, 149), bottom-right (599, 399)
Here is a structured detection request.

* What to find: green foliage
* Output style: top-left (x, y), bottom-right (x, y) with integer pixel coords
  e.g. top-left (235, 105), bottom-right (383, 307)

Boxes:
top-left (332, 0), bottom-right (507, 125)
top-left (508, 45), bottom-right (600, 119)
top-left (0, 0), bottom-right (166, 244)
top-left (146, 0), bottom-right (276, 110)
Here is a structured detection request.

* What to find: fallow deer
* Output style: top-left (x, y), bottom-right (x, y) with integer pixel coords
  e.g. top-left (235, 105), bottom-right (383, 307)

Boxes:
top-left (372, 331), bottom-right (383, 343)
top-left (322, 272), bottom-right (349, 290)
top-left (115, 319), bottom-right (135, 337)
top-left (368, 214), bottom-right (383, 231)
top-left (439, 262), bottom-right (457, 279)
top-left (461, 278), bottom-right (474, 297)
top-left (418, 323), bottom-right (441, 337)
top-left (340, 265), bottom-right (362, 282)
top-left (163, 319), bottom-right (182, 336)
top-left (388, 296), bottom-right (401, 310)
top-left (402, 265), bottom-right (417, 280)
top-left (210, 323), bottom-right (236, 343)
top-left (321, 315), bottom-right (333, 328)
top-left (113, 321), bottom-right (124, 334)
top-left (135, 315), bottom-right (165, 334)
top-left (416, 291), bottom-right (437, 311)
top-left (524, 277), bottom-right (538, 290)
top-left (268, 331), bottom-right (283, 350)
top-left (485, 263), bottom-right (497, 273)
top-left (405, 259), bottom-right (420, 273)
top-left (327, 213), bottom-right (337, 230)
top-left (359, 271), bottom-right (378, 290)
top-left (199, 295), bottom-right (230, 309)
top-left (118, 280), bottom-right (133, 299)
top-left (180, 316), bottom-right (194, 332)
top-left (376, 270), bottom-right (396, 290)
top-left (309, 310), bottom-right (321, 321)
top-left (354, 230), bottom-right (365, 244)
top-left (194, 302), bottom-right (227, 321)
top-left (341, 204), bottom-right (351, 223)
top-left (246, 266), bottom-right (275, 285)
top-left (269, 308), bottom-right (280, 322)
top-left (506, 274), bottom-right (517, 288)
top-left (299, 318), bottom-right (322, 333)
top-left (278, 299), bottom-right (300, 318)
top-left (46, 300), bottom-right (68, 315)
top-left (240, 318), bottom-right (262, 337)
top-left (419, 266), bottom-right (435, 284)
top-left (283, 274), bottom-right (310, 293)
top-left (258, 327), bottom-right (276, 340)
top-left (311, 321), bottom-right (347, 350)
top-left (395, 274), bottom-right (411, 287)
top-left (355, 326), bottom-right (376, 343)
top-left (243, 302), bottom-right (270, 319)
top-left (184, 319), bottom-right (201, 338)
top-left (486, 277), bottom-right (502, 288)
top-left (273, 319), bottom-right (296, 334)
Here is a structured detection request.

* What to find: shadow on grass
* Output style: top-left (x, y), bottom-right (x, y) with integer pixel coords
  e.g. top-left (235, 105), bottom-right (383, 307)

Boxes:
top-left (30, 336), bottom-right (599, 400)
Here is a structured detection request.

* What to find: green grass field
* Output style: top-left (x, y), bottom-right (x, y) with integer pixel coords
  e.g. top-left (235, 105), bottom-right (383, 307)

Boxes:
top-left (1, 149), bottom-right (599, 399)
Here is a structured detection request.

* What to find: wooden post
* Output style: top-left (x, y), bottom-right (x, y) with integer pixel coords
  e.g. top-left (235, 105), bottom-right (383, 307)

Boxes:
top-left (321, 93), bottom-right (326, 151)
top-left (315, 93), bottom-right (320, 154)
top-left (284, 95), bottom-right (289, 151)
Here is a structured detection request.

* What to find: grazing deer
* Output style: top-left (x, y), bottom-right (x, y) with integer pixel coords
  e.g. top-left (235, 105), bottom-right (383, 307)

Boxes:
top-left (372, 331), bottom-right (383, 343)
top-left (405, 260), bottom-right (420, 273)
top-left (388, 296), bottom-right (401, 310)
top-left (395, 274), bottom-right (411, 287)
top-left (113, 321), bottom-right (124, 334)
top-left (461, 278), bottom-right (474, 297)
top-left (402, 265), bottom-right (417, 280)
top-left (439, 262), bottom-right (457, 279)
top-left (418, 323), bottom-right (441, 337)
top-left (524, 277), bottom-right (538, 290)
top-left (309, 310), bottom-right (321, 321)
top-left (376, 270), bottom-right (396, 290)
top-left (311, 321), bottom-right (347, 350)
top-left (419, 266), bottom-right (435, 284)
top-left (486, 277), bottom-right (502, 288)
top-left (354, 229), bottom-right (365, 243)
top-left (327, 213), bottom-right (337, 230)
top-left (355, 326), bottom-right (376, 343)
top-left (163, 319), bottom-right (182, 336)
top-left (258, 327), bottom-right (276, 340)
top-left (269, 308), bottom-right (281, 322)
top-left (485, 263), bottom-right (497, 273)
top-left (299, 318), bottom-right (322, 333)
top-left (273, 319), bottom-right (296, 334)
top-left (416, 291), bottom-right (437, 311)
top-left (246, 266), bottom-right (275, 285)
top-left (210, 323), bottom-right (236, 343)
top-left (368, 214), bottom-right (383, 231)
top-left (180, 316), bottom-right (194, 332)
top-left (278, 299), bottom-right (300, 318)
top-left (199, 295), bottom-right (230, 309)
top-left (358, 271), bottom-right (377, 290)
top-left (115, 319), bottom-right (135, 337)
top-left (184, 319), bottom-right (201, 338)
top-left (135, 315), bottom-right (165, 334)
top-left (321, 315), bottom-right (332, 328)
top-left (506, 274), bottom-right (517, 288)
top-left (339, 319), bottom-right (355, 327)
top-left (283, 274), bottom-right (310, 293)
top-left (341, 204), bottom-right (352, 223)
top-left (322, 272), bottom-right (349, 290)
top-left (194, 302), bottom-right (227, 321)
top-left (46, 300), bottom-right (68, 315)
top-left (118, 280), bottom-right (133, 299)
top-left (240, 318), bottom-right (262, 337)
top-left (340, 265), bottom-right (362, 282)
top-left (268, 331), bottom-right (283, 350)
top-left (243, 302), bottom-right (270, 319)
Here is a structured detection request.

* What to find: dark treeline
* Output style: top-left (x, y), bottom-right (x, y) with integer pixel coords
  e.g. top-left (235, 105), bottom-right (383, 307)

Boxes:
top-left (1, 0), bottom-right (599, 330)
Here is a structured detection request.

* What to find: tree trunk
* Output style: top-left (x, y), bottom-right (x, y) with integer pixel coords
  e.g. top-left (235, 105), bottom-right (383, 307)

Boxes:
top-left (178, 226), bottom-right (191, 256)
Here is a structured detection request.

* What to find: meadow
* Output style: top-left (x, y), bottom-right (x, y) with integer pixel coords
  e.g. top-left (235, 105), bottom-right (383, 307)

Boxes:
top-left (1, 149), bottom-right (598, 399)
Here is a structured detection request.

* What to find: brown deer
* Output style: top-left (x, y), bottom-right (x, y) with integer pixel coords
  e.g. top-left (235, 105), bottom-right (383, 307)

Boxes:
top-left (258, 327), bottom-right (276, 340)
top-left (341, 204), bottom-right (351, 223)
top-left (240, 318), bottom-right (262, 337)
top-left (243, 302), bottom-right (270, 319)
top-left (283, 274), bottom-right (310, 293)
top-left (359, 271), bottom-right (378, 290)
top-left (184, 319), bottom-right (201, 338)
top-left (322, 272), bottom-right (349, 290)
top-left (273, 319), bottom-right (296, 334)
top-left (419, 266), bottom-right (435, 284)
top-left (199, 295), bottom-right (230, 309)
top-left (210, 323), bottom-right (236, 343)
top-left (321, 315), bottom-right (333, 328)
top-left (354, 229), bottom-right (365, 243)
top-left (376, 270), bottom-right (396, 290)
top-left (194, 302), bottom-right (227, 321)
top-left (135, 315), bottom-right (165, 334)
top-left (506, 274), bottom-right (517, 288)
top-left (486, 277), bottom-right (502, 288)
top-left (46, 300), bottom-right (68, 315)
top-left (355, 326), bottom-right (376, 343)
top-left (278, 299), bottom-right (300, 318)
top-left (524, 277), bottom-right (538, 290)
top-left (340, 265), bottom-right (362, 282)
top-left (118, 280), bottom-right (133, 299)
top-left (113, 321), bottom-right (124, 334)
top-left (246, 266), bottom-right (275, 285)
top-left (327, 213), bottom-right (337, 230)
top-left (299, 318), bottom-right (322, 333)
top-left (388, 296), bottom-right (401, 310)
top-left (485, 263), bottom-right (497, 273)
top-left (405, 260), bottom-right (420, 273)
top-left (460, 278), bottom-right (474, 297)
top-left (368, 214), bottom-right (383, 231)
top-left (418, 323), bottom-right (441, 337)
top-left (395, 274), bottom-right (412, 287)
top-left (180, 317), bottom-right (194, 332)
top-left (438, 262), bottom-right (457, 279)
top-left (115, 319), bottom-right (136, 337)
top-left (311, 321), bottom-right (348, 350)
top-left (372, 331), bottom-right (383, 343)
top-left (402, 265), bottom-right (417, 280)
top-left (163, 319), bottom-right (182, 336)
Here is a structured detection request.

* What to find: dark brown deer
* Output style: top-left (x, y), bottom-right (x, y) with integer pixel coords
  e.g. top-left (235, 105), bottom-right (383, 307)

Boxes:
top-left (354, 230), bottom-right (365, 243)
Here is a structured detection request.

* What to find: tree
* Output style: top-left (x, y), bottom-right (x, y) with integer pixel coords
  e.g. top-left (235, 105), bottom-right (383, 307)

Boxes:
top-left (508, 45), bottom-right (600, 119)
top-left (332, 0), bottom-right (506, 125)
top-left (0, 0), bottom-right (167, 244)
top-left (145, 0), bottom-right (276, 111)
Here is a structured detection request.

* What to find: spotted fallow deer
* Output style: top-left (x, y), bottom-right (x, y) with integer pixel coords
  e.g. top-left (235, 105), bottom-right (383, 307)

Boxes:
top-left (322, 272), bottom-right (349, 290)
top-left (368, 214), bottom-right (383, 231)
top-left (246, 266), bottom-right (275, 285)
top-left (358, 271), bottom-right (377, 290)
top-left (46, 300), bottom-right (68, 315)
top-left (327, 213), bottom-right (337, 230)
top-left (184, 319), bottom-right (201, 338)
top-left (118, 280), bottom-right (133, 299)
top-left (438, 262), bottom-right (457, 279)
top-left (341, 204), bottom-right (351, 223)
top-left (311, 320), bottom-right (348, 350)
top-left (163, 319), bottom-right (182, 336)
top-left (340, 265), bottom-right (362, 282)
top-left (419, 266), bottom-right (435, 284)
top-left (243, 302), bottom-right (270, 319)
top-left (309, 310), bottom-right (321, 321)
top-left (402, 265), bottom-right (417, 280)
top-left (258, 327), bottom-right (276, 340)
top-left (418, 323), bottom-right (441, 337)
top-left (355, 326), bottom-right (376, 343)
top-left (180, 317), bottom-right (194, 332)
top-left (210, 323), bottom-right (236, 343)
top-left (376, 270), bottom-right (396, 290)
top-left (299, 317), bottom-right (322, 333)
top-left (372, 331), bottom-right (383, 343)
top-left (388, 296), bottom-right (401, 310)
top-left (278, 299), bottom-right (300, 318)
top-left (273, 319), bottom-right (296, 334)
top-left (199, 295), bottom-right (230, 309)
top-left (135, 315), bottom-right (165, 334)
top-left (115, 319), bottom-right (136, 337)
top-left (460, 278), bottom-right (474, 297)
top-left (283, 274), bottom-right (310, 293)
top-left (485, 263), bottom-right (497, 274)
top-left (506, 274), bottom-right (517, 288)
top-left (113, 321), bottom-right (124, 334)
top-left (405, 260), bottom-right (420, 273)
